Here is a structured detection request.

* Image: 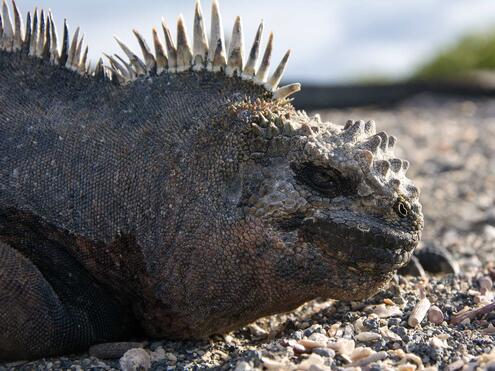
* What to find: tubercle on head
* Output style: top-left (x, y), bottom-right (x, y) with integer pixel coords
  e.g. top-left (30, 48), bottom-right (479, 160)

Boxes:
top-left (230, 106), bottom-right (421, 211)
top-left (0, 0), bottom-right (301, 101)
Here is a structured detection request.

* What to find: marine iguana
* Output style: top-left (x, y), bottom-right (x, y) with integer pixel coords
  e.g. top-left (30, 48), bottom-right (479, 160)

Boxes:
top-left (0, 0), bottom-right (423, 360)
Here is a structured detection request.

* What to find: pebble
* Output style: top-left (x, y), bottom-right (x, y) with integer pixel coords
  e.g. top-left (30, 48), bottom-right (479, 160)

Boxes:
top-left (350, 347), bottom-right (375, 362)
top-left (430, 336), bottom-right (449, 349)
top-left (119, 348), bottom-right (151, 371)
top-left (299, 338), bottom-right (328, 349)
top-left (234, 361), bottom-right (253, 371)
top-left (397, 363), bottom-right (417, 371)
top-left (262, 357), bottom-right (292, 370)
top-left (248, 324), bottom-right (268, 339)
top-left (313, 347), bottom-right (336, 358)
top-left (384, 298), bottom-right (395, 305)
top-left (165, 352), bottom-right (178, 364)
top-left (327, 323), bottom-right (341, 337)
top-left (445, 359), bottom-right (464, 371)
top-left (479, 276), bottom-right (493, 291)
top-left (297, 354), bottom-right (327, 371)
top-left (349, 351), bottom-right (388, 367)
top-left (353, 317), bottom-right (366, 333)
top-left (149, 347), bottom-right (166, 362)
top-left (293, 343), bottom-right (308, 354)
top-left (355, 331), bottom-right (382, 342)
top-left (427, 305), bottom-right (444, 325)
top-left (309, 332), bottom-right (330, 343)
top-left (380, 327), bottom-right (403, 342)
top-left (368, 304), bottom-right (404, 318)
top-left (327, 339), bottom-right (355, 356)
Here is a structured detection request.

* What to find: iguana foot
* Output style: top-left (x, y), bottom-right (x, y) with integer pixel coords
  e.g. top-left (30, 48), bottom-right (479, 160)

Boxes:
top-left (0, 241), bottom-right (134, 361)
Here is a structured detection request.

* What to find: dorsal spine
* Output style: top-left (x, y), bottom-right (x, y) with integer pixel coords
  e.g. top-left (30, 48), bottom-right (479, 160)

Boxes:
top-left (0, 0), bottom-right (301, 100)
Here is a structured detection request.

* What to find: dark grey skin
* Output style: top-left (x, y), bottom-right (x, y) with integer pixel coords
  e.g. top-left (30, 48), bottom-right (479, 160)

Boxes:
top-left (0, 4), bottom-right (423, 361)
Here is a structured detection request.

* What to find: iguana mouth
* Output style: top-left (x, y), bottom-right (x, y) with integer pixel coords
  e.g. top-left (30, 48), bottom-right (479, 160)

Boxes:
top-left (301, 212), bottom-right (420, 272)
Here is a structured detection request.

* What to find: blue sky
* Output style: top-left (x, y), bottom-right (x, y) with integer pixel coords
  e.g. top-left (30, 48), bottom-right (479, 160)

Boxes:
top-left (12, 0), bottom-right (495, 83)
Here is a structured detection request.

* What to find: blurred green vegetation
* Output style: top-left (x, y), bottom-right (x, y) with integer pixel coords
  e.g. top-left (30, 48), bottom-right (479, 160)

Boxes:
top-left (413, 30), bottom-right (495, 80)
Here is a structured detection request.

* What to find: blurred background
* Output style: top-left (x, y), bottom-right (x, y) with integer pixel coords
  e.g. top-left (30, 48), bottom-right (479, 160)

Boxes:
top-left (13, 0), bottom-right (495, 107)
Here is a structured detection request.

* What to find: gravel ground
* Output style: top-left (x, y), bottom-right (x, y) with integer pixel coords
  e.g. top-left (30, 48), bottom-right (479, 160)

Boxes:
top-left (2, 94), bottom-right (495, 371)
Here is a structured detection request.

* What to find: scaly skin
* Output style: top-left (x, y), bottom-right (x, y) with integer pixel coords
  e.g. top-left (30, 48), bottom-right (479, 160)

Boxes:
top-left (0, 1), bottom-right (423, 361)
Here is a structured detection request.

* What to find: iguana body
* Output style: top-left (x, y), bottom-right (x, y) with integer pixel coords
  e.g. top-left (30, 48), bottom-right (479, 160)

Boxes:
top-left (0, 0), bottom-right (423, 360)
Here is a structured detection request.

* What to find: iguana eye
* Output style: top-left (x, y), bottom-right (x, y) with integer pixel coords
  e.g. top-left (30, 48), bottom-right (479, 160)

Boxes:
top-left (301, 165), bottom-right (342, 194)
top-left (395, 201), bottom-right (408, 217)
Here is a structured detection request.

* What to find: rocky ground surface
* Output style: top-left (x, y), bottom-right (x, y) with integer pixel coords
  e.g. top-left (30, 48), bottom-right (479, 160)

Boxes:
top-left (2, 94), bottom-right (495, 370)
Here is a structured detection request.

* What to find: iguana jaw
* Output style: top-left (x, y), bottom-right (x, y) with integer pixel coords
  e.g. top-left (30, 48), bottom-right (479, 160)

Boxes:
top-left (301, 211), bottom-right (420, 273)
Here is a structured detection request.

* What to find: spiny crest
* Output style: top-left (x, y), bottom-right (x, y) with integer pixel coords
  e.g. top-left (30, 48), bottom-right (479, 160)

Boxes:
top-left (248, 113), bottom-right (419, 199)
top-left (113, 0), bottom-right (300, 100)
top-left (340, 120), bottom-right (418, 197)
top-left (0, 0), bottom-right (300, 100)
top-left (0, 0), bottom-right (89, 73)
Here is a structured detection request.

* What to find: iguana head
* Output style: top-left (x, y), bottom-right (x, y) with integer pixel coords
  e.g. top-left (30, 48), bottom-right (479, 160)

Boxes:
top-left (235, 105), bottom-right (423, 301)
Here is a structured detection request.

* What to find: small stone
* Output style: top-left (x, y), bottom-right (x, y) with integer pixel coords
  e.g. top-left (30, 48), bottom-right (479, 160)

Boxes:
top-left (327, 323), bottom-right (341, 337)
top-left (445, 359), bottom-right (464, 371)
top-left (234, 361), bottom-right (253, 371)
top-left (261, 357), bottom-right (291, 370)
top-left (380, 327), bottom-right (402, 342)
top-left (165, 352), bottom-right (178, 364)
top-left (397, 364), bottom-right (417, 371)
top-left (149, 347), bottom-right (166, 362)
top-left (355, 332), bottom-right (382, 342)
top-left (281, 338), bottom-right (298, 347)
top-left (328, 338), bottom-right (355, 356)
top-left (388, 318), bottom-right (401, 327)
top-left (428, 305), bottom-right (444, 325)
top-left (119, 348), bottom-right (151, 371)
top-left (384, 298), bottom-right (395, 305)
top-left (313, 347), bottom-right (335, 358)
top-left (349, 351), bottom-right (388, 367)
top-left (479, 276), bottom-right (493, 291)
top-left (353, 318), bottom-right (366, 333)
top-left (292, 330), bottom-right (304, 340)
top-left (299, 338), bottom-right (327, 349)
top-left (350, 347), bottom-right (375, 362)
top-left (308, 332), bottom-right (329, 343)
top-left (293, 343), bottom-right (307, 354)
top-left (248, 324), bottom-right (268, 339)
top-left (368, 304), bottom-right (403, 318)
top-left (297, 353), bottom-right (326, 371)
top-left (430, 336), bottom-right (449, 349)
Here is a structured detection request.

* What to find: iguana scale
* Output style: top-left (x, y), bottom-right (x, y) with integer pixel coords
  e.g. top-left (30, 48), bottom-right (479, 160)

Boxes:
top-left (0, 0), bottom-right (423, 360)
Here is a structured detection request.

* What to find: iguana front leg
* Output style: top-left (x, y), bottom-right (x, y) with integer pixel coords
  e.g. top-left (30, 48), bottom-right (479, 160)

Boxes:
top-left (0, 241), bottom-right (134, 360)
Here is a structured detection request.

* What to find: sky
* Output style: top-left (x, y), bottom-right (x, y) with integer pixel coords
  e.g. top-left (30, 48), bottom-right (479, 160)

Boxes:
top-left (10, 0), bottom-right (495, 84)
